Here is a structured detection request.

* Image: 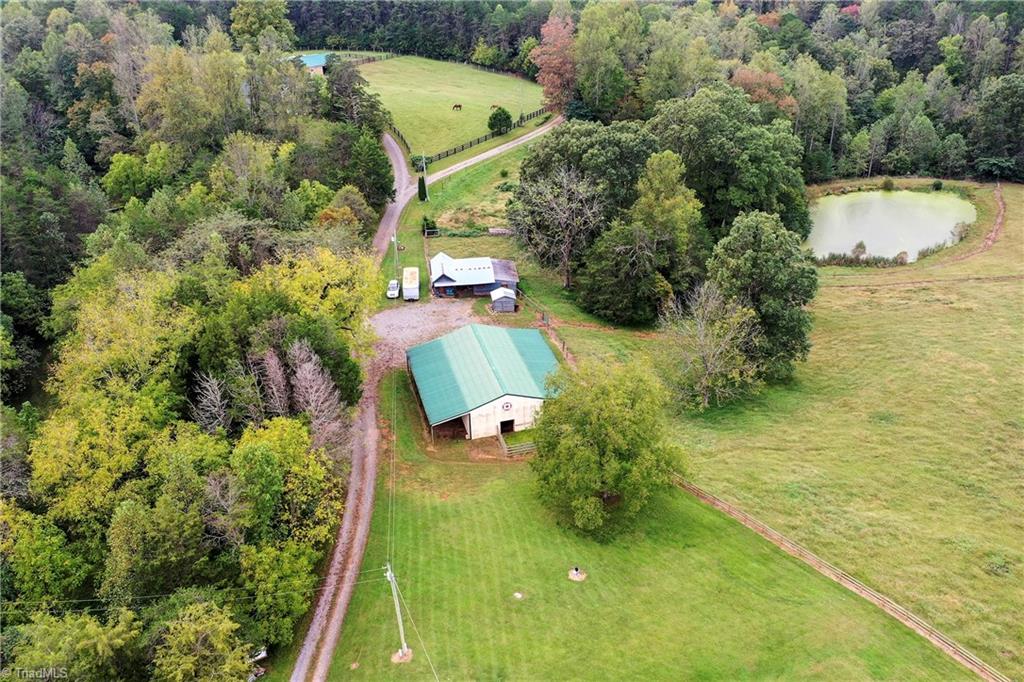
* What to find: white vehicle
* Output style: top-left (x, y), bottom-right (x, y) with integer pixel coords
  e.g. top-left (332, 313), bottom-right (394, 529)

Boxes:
top-left (402, 267), bottom-right (420, 301)
top-left (386, 279), bottom-right (400, 299)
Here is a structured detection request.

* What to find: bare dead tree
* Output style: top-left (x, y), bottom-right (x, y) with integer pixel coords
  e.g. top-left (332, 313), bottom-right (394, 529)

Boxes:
top-left (202, 472), bottom-right (247, 550)
top-left (611, 222), bottom-right (670, 278)
top-left (508, 167), bottom-right (605, 288)
top-left (191, 372), bottom-right (231, 434)
top-left (257, 348), bottom-right (291, 417)
top-left (661, 283), bottom-right (763, 410)
top-left (108, 11), bottom-right (172, 132)
top-left (287, 340), bottom-right (352, 462)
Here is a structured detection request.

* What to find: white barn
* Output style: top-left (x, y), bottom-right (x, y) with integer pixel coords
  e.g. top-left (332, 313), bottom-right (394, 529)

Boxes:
top-left (406, 324), bottom-right (558, 440)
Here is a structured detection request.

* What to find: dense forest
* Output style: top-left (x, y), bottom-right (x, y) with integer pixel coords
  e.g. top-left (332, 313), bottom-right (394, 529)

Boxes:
top-left (1, 0), bottom-right (392, 678)
top-left (1, 0), bottom-right (1023, 679)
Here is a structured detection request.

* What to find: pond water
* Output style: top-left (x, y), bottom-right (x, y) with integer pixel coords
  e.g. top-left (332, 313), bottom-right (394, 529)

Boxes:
top-left (807, 190), bottom-right (976, 263)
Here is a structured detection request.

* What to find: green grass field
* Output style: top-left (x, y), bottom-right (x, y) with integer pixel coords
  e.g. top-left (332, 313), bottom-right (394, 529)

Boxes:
top-left (359, 56), bottom-right (545, 156)
top-left (325, 370), bottom-right (968, 680)
top-left (372, 154), bottom-right (1024, 678)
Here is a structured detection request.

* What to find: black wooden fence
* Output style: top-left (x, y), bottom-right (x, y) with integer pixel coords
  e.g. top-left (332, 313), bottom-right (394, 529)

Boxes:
top-left (396, 105), bottom-right (552, 169)
top-left (386, 122), bottom-right (411, 154)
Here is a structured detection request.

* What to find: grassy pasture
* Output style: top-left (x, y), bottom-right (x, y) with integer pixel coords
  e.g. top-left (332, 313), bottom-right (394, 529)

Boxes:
top-left (376, 153), bottom-right (1024, 678)
top-left (325, 370), bottom-right (967, 680)
top-left (359, 56), bottom-right (545, 156)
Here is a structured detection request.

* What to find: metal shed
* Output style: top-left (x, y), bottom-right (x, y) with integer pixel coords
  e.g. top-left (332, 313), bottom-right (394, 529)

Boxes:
top-left (490, 287), bottom-right (517, 313)
top-left (429, 252), bottom-right (519, 297)
top-left (406, 324), bottom-right (557, 440)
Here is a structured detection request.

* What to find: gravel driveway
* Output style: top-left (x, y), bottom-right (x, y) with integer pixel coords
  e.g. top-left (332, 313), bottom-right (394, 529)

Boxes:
top-left (291, 114), bottom-right (559, 682)
top-left (291, 297), bottom-right (475, 682)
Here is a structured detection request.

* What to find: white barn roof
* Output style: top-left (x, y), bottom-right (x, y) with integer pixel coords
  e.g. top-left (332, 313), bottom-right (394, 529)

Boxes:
top-left (429, 252), bottom-right (495, 286)
top-left (490, 287), bottom-right (517, 301)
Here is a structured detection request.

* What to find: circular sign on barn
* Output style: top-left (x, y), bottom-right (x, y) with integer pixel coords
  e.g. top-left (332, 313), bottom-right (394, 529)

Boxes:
top-left (502, 401), bottom-right (512, 411)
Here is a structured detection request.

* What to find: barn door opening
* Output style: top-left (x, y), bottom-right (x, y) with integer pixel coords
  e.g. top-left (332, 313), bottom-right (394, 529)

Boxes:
top-left (500, 419), bottom-right (515, 434)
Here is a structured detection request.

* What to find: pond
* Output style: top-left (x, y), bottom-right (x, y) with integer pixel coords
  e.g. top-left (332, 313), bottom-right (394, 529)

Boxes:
top-left (807, 190), bottom-right (976, 263)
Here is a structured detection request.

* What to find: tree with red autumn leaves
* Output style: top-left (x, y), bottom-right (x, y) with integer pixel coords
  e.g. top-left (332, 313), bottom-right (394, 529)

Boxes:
top-left (530, 10), bottom-right (576, 111)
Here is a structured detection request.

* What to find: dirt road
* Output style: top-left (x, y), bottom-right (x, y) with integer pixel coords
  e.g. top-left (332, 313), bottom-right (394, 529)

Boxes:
top-left (371, 115), bottom-right (563, 264)
top-left (292, 300), bottom-right (474, 682)
top-left (291, 117), bottom-right (558, 682)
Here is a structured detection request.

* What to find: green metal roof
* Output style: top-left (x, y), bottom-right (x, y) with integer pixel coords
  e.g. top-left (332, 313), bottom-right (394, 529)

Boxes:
top-left (406, 324), bottom-right (558, 425)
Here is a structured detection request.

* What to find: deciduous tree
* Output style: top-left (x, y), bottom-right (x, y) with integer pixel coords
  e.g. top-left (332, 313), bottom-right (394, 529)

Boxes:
top-left (13, 609), bottom-right (141, 681)
top-left (531, 363), bottom-right (678, 534)
top-left (152, 602), bottom-right (250, 682)
top-left (230, 0), bottom-right (295, 49)
top-left (508, 167), bottom-right (604, 288)
top-left (531, 12), bottom-right (575, 111)
top-left (239, 541), bottom-right (317, 646)
top-left (647, 86), bottom-right (810, 239)
top-left (707, 211), bottom-right (818, 381)
top-left (661, 283), bottom-right (762, 410)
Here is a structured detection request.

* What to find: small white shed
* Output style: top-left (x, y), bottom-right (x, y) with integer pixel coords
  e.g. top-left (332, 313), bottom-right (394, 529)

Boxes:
top-left (490, 287), bottom-right (517, 313)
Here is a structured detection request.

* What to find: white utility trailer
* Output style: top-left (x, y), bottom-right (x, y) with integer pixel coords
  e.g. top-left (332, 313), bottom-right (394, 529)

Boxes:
top-left (402, 267), bottom-right (420, 301)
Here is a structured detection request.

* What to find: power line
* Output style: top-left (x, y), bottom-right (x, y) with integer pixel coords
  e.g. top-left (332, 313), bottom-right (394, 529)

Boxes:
top-left (1, 572), bottom-right (388, 611)
top-left (396, 578), bottom-right (439, 682)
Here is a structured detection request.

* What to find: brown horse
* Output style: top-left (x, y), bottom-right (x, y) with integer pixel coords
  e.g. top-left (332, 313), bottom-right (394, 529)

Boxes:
top-left (452, 103), bottom-right (462, 111)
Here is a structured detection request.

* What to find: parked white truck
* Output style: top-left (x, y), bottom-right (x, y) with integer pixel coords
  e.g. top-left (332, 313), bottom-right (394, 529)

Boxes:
top-left (402, 267), bottom-right (420, 301)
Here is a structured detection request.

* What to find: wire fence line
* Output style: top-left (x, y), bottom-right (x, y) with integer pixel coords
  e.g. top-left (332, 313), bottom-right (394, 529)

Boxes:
top-left (670, 473), bottom-right (1012, 682)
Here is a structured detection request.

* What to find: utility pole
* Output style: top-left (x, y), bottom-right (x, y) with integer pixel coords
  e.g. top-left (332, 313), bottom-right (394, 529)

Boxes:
top-left (392, 233), bottom-right (399, 281)
top-left (385, 562), bottom-right (412, 662)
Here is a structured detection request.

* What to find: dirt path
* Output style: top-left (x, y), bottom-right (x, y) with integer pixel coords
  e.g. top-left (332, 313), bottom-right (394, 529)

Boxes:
top-left (674, 476), bottom-right (1012, 682)
top-left (291, 118), bottom-right (559, 682)
top-left (946, 182), bottom-right (1005, 263)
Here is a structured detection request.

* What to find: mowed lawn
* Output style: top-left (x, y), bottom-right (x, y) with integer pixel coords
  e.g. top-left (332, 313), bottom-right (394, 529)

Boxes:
top-left (359, 56), bottom-right (545, 155)
top-left (326, 370), bottom-right (968, 680)
top-left (672, 182), bottom-right (1024, 678)
top-left (376, 157), bottom-right (1023, 678)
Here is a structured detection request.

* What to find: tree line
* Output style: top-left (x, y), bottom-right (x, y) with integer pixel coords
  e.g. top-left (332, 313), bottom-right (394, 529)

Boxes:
top-left (287, 0), bottom-right (549, 78)
top-left (514, 0), bottom-right (1024, 537)
top-left (1, 1), bottom-right (392, 678)
top-left (529, 0), bottom-right (1024, 182)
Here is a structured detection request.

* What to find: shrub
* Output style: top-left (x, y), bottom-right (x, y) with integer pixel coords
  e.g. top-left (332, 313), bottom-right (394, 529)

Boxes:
top-left (487, 107), bottom-right (513, 135)
top-left (916, 243), bottom-right (948, 261)
top-left (881, 177), bottom-right (895, 191)
top-left (417, 176), bottom-right (427, 202)
top-left (411, 155), bottom-right (430, 173)
top-left (499, 168), bottom-right (509, 178)
top-left (952, 221), bottom-right (970, 242)
top-left (815, 252), bottom-right (909, 268)
top-left (932, 179), bottom-right (943, 191)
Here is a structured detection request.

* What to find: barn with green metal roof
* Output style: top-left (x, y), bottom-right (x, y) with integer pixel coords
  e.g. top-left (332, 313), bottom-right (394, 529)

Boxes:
top-left (406, 324), bottom-right (558, 440)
